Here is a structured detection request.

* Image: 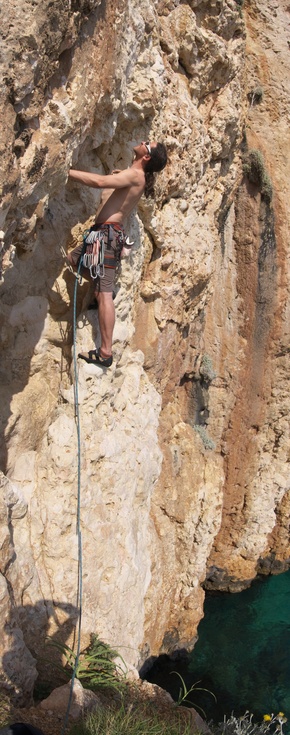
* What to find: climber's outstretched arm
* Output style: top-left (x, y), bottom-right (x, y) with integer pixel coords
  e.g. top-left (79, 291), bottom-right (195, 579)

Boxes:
top-left (68, 168), bottom-right (139, 189)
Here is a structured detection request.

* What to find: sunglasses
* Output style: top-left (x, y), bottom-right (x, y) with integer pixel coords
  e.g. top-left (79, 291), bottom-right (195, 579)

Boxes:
top-left (144, 141), bottom-right (152, 155)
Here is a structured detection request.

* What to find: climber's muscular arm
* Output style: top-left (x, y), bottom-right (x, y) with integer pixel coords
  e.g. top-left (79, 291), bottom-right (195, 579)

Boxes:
top-left (68, 168), bottom-right (140, 190)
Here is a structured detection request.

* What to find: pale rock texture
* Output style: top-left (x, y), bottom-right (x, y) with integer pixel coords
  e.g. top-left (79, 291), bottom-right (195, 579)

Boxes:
top-left (205, 0), bottom-right (290, 588)
top-left (40, 678), bottom-right (100, 718)
top-left (0, 0), bottom-right (289, 703)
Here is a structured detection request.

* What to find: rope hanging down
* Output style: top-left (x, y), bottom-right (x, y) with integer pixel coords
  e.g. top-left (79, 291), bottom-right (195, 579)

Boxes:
top-left (62, 246), bottom-right (85, 733)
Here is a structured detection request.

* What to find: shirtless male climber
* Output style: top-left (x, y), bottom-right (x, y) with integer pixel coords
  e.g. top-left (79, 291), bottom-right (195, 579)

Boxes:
top-left (67, 140), bottom-right (167, 367)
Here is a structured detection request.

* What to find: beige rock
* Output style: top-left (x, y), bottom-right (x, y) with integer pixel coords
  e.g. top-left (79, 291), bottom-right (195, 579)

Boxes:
top-left (180, 706), bottom-right (212, 735)
top-left (0, 0), bottom-right (289, 704)
top-left (40, 678), bottom-right (100, 718)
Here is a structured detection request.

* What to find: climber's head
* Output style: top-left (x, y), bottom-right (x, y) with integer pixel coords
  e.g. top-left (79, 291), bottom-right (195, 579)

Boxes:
top-left (134, 141), bottom-right (168, 172)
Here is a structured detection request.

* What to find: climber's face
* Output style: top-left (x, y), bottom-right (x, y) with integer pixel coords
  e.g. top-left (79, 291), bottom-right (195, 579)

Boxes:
top-left (133, 141), bottom-right (156, 159)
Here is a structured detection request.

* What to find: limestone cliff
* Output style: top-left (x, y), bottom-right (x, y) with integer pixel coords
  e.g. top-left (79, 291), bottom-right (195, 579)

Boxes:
top-left (0, 0), bottom-right (289, 702)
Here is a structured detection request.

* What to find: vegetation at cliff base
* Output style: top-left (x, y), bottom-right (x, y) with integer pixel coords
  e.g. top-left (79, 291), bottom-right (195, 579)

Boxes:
top-left (69, 701), bottom-right (288, 735)
top-left (0, 692), bottom-right (11, 728)
top-left (171, 670), bottom-right (217, 715)
top-left (69, 701), bottom-right (195, 735)
top-left (46, 633), bottom-right (126, 693)
top-left (212, 712), bottom-right (288, 735)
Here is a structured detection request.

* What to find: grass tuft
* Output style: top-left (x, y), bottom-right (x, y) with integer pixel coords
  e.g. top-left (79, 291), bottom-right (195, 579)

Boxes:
top-left (0, 691), bottom-right (12, 728)
top-left (69, 702), bottom-right (196, 735)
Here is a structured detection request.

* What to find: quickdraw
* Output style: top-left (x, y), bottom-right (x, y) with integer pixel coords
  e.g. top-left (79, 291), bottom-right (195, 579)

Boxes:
top-left (82, 228), bottom-right (105, 279)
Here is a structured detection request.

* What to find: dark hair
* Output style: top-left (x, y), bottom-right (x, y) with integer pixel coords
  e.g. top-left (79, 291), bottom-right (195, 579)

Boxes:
top-left (144, 142), bottom-right (167, 198)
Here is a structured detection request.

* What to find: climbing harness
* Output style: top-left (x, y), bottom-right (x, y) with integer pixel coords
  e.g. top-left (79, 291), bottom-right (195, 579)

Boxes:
top-left (62, 223), bottom-right (134, 288)
top-left (81, 223), bottom-right (134, 278)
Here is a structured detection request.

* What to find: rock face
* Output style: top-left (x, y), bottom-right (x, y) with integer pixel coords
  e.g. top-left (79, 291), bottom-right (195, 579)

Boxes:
top-left (40, 678), bottom-right (100, 719)
top-left (0, 0), bottom-right (289, 702)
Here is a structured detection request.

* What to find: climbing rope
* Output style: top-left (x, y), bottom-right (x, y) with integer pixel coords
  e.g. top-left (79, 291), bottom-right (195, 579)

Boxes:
top-left (61, 246), bottom-right (85, 733)
top-left (59, 244), bottom-right (82, 282)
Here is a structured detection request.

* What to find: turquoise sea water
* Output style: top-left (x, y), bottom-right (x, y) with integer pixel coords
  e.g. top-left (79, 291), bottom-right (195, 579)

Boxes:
top-left (188, 570), bottom-right (290, 728)
top-left (146, 570), bottom-right (290, 729)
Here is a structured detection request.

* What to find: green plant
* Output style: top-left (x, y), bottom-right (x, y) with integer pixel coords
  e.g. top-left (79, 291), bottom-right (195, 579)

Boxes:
top-left (69, 701), bottom-right (194, 735)
top-left (200, 354), bottom-right (217, 382)
top-left (46, 633), bottom-right (126, 693)
top-left (193, 425), bottom-right (216, 451)
top-left (0, 691), bottom-right (11, 727)
top-left (171, 671), bottom-right (217, 717)
top-left (212, 711), bottom-right (288, 735)
top-left (242, 149), bottom-right (273, 203)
